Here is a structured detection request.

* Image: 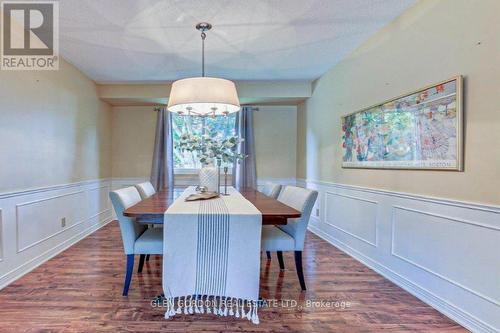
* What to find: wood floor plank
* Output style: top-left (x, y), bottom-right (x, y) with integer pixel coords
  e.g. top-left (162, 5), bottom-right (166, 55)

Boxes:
top-left (0, 221), bottom-right (467, 332)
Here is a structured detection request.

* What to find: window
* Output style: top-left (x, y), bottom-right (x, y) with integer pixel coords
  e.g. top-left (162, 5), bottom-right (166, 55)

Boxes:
top-left (172, 113), bottom-right (237, 170)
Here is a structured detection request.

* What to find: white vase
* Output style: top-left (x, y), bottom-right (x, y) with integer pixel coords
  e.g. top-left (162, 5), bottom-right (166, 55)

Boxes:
top-left (199, 165), bottom-right (218, 192)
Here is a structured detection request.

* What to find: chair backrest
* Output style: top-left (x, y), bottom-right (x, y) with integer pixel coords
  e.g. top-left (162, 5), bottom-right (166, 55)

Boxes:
top-left (261, 183), bottom-right (282, 199)
top-left (109, 187), bottom-right (147, 254)
top-left (277, 186), bottom-right (318, 251)
top-left (134, 181), bottom-right (156, 200)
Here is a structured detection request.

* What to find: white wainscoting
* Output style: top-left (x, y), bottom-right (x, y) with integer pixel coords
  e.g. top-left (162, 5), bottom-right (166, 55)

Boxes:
top-left (0, 179), bottom-right (113, 290)
top-left (0, 209), bottom-right (3, 262)
top-left (297, 179), bottom-right (500, 333)
top-left (324, 192), bottom-right (378, 247)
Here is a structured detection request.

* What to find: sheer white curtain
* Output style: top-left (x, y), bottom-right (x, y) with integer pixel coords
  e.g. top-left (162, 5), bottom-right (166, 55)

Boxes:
top-left (150, 108), bottom-right (174, 190)
top-left (233, 106), bottom-right (257, 189)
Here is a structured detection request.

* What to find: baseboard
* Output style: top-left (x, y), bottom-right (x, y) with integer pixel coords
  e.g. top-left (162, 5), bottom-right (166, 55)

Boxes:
top-left (308, 223), bottom-right (497, 333)
top-left (0, 217), bottom-right (113, 290)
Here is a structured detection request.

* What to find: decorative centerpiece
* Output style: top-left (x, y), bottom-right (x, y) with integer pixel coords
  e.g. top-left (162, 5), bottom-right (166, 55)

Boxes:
top-left (177, 132), bottom-right (246, 194)
top-left (198, 165), bottom-right (218, 192)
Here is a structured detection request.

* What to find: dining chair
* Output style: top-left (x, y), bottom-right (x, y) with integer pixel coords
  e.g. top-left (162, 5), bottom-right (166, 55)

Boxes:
top-left (135, 181), bottom-right (159, 262)
top-left (109, 187), bottom-right (163, 296)
top-left (261, 183), bottom-right (282, 199)
top-left (261, 183), bottom-right (282, 260)
top-left (261, 185), bottom-right (318, 290)
top-left (134, 181), bottom-right (156, 199)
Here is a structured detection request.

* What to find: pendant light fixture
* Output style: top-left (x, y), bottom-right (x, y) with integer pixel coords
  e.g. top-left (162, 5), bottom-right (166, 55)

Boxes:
top-left (167, 23), bottom-right (240, 116)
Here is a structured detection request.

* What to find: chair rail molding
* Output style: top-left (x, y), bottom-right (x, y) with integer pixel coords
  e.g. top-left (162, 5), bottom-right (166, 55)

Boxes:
top-left (0, 179), bottom-right (113, 290)
top-left (297, 178), bottom-right (500, 333)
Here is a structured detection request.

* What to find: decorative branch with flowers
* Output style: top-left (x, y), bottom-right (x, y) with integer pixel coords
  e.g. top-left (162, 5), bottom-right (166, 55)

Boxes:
top-left (177, 132), bottom-right (247, 167)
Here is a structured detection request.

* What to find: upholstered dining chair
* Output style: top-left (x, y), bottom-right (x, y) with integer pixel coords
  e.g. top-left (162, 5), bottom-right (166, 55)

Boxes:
top-left (110, 187), bottom-right (163, 296)
top-left (261, 183), bottom-right (283, 260)
top-left (134, 181), bottom-right (156, 199)
top-left (261, 183), bottom-right (282, 199)
top-left (134, 181), bottom-right (159, 262)
top-left (261, 186), bottom-right (318, 290)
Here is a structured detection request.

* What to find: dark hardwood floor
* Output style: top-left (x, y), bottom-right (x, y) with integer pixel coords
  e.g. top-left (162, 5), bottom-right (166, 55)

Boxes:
top-left (0, 221), bottom-right (467, 332)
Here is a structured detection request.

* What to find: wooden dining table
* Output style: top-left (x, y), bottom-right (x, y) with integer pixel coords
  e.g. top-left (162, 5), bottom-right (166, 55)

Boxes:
top-left (123, 187), bottom-right (301, 225)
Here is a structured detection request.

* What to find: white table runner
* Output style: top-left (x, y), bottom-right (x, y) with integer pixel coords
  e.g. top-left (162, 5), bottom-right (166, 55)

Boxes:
top-left (162, 186), bottom-right (262, 324)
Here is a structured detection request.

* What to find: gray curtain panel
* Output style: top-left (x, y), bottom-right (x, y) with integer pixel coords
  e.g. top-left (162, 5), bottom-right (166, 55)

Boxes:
top-left (233, 106), bottom-right (257, 189)
top-left (150, 108), bottom-right (174, 190)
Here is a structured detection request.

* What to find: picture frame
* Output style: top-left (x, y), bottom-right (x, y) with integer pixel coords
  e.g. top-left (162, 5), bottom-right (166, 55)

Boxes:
top-left (341, 75), bottom-right (463, 171)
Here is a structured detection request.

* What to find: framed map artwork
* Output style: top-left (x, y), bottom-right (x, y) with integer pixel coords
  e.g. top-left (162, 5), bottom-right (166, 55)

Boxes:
top-left (341, 76), bottom-right (463, 170)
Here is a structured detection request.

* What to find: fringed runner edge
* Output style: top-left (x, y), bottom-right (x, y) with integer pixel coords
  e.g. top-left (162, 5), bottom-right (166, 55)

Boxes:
top-left (164, 295), bottom-right (259, 324)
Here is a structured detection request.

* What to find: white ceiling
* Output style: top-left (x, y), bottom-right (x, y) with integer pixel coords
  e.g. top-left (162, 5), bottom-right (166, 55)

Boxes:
top-left (59, 0), bottom-right (415, 82)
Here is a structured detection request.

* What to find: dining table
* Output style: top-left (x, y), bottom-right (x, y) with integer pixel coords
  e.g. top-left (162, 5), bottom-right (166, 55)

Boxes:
top-left (123, 187), bottom-right (301, 225)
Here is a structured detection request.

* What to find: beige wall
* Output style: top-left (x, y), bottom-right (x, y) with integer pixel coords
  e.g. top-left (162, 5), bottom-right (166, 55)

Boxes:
top-left (296, 0), bottom-right (500, 205)
top-left (0, 59), bottom-right (112, 193)
top-left (110, 106), bottom-right (297, 180)
top-left (110, 106), bottom-right (157, 178)
top-left (254, 106), bottom-right (297, 179)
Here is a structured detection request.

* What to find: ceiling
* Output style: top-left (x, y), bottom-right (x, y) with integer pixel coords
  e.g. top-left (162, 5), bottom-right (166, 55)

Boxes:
top-left (59, 0), bottom-right (415, 82)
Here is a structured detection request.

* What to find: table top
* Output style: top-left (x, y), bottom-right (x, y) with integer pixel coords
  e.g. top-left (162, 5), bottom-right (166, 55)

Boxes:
top-left (123, 187), bottom-right (301, 225)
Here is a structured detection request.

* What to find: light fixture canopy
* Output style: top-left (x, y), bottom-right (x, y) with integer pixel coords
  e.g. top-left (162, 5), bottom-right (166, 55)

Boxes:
top-left (167, 23), bottom-right (240, 116)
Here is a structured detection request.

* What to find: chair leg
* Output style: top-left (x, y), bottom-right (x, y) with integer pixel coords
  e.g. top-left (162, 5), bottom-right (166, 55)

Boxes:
top-left (123, 254), bottom-right (134, 296)
top-left (146, 254), bottom-right (150, 262)
top-left (294, 251), bottom-right (306, 291)
top-left (266, 251), bottom-right (271, 260)
top-left (277, 251), bottom-right (285, 270)
top-left (138, 254), bottom-right (146, 273)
